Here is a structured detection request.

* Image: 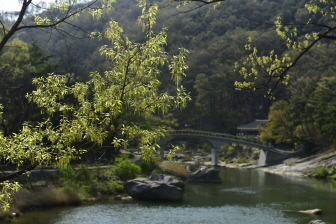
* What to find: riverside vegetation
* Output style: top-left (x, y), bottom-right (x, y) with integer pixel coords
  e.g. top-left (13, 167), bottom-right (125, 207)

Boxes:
top-left (0, 155), bottom-right (188, 222)
top-left (2, 0), bottom-right (336, 218)
top-left (1, 141), bottom-right (335, 222)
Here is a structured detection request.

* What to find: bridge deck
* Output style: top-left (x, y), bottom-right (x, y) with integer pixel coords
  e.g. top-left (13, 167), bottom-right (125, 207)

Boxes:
top-left (169, 130), bottom-right (291, 155)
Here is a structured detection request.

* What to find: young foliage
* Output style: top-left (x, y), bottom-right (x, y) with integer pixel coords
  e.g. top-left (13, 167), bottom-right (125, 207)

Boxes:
top-left (0, 2), bottom-right (190, 210)
top-left (234, 0), bottom-right (336, 97)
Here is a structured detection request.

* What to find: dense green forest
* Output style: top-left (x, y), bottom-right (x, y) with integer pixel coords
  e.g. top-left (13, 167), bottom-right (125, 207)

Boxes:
top-left (2, 0), bottom-right (334, 147)
top-left (0, 0), bottom-right (335, 211)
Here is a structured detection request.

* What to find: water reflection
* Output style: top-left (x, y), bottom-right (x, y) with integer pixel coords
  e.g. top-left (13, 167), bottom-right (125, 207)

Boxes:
top-left (222, 187), bottom-right (259, 195)
top-left (257, 170), bottom-right (266, 186)
top-left (52, 203), bottom-right (295, 224)
top-left (15, 167), bottom-right (336, 224)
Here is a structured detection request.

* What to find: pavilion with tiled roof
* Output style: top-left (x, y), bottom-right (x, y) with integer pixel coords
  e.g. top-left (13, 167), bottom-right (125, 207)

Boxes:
top-left (237, 119), bottom-right (269, 138)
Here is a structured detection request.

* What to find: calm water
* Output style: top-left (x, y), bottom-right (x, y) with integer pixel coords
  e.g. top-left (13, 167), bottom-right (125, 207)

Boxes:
top-left (15, 167), bottom-right (336, 224)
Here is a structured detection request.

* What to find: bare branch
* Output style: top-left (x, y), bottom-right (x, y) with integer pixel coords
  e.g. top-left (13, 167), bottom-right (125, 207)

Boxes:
top-left (0, 163), bottom-right (37, 182)
top-left (0, 0), bottom-right (100, 52)
top-left (0, 0), bottom-right (32, 52)
top-left (318, 34), bottom-right (336, 40)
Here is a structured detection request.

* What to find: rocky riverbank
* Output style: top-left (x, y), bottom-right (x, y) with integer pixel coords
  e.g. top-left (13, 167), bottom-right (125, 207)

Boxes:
top-left (223, 150), bottom-right (336, 178)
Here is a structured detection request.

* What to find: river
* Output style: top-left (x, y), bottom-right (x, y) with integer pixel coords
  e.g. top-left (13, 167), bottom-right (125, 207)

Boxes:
top-left (14, 167), bottom-right (336, 224)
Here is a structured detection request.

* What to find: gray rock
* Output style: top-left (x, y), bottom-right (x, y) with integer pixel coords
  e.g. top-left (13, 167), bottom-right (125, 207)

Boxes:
top-left (121, 196), bottom-right (133, 200)
top-left (284, 209), bottom-right (322, 215)
top-left (148, 174), bottom-right (185, 190)
top-left (308, 220), bottom-right (326, 224)
top-left (114, 195), bottom-right (122, 200)
top-left (124, 174), bottom-right (184, 201)
top-left (173, 153), bottom-right (185, 160)
top-left (188, 168), bottom-right (222, 183)
top-left (298, 209), bottom-right (322, 215)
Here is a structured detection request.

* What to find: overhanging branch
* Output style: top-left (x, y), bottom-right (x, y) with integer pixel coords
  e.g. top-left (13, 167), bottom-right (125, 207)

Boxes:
top-left (0, 163), bottom-right (38, 182)
top-left (0, 0), bottom-right (99, 53)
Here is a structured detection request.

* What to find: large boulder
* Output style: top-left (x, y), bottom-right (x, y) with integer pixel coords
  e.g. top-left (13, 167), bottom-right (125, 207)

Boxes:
top-left (188, 168), bottom-right (222, 183)
top-left (124, 174), bottom-right (184, 201)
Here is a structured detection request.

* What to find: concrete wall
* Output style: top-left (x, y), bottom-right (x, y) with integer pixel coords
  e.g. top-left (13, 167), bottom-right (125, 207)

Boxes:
top-left (258, 149), bottom-right (290, 166)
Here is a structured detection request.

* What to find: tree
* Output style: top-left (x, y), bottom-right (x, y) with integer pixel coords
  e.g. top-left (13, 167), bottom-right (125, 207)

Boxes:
top-left (165, 0), bottom-right (336, 95)
top-left (194, 72), bottom-right (245, 132)
top-left (0, 0), bottom-right (229, 55)
top-left (290, 69), bottom-right (336, 149)
top-left (0, 0), bottom-right (124, 53)
top-left (0, 39), bottom-right (56, 136)
top-left (260, 66), bottom-right (336, 151)
top-left (259, 100), bottom-right (296, 147)
top-left (234, 0), bottom-right (336, 97)
top-left (311, 73), bottom-right (336, 138)
top-left (0, 2), bottom-right (190, 210)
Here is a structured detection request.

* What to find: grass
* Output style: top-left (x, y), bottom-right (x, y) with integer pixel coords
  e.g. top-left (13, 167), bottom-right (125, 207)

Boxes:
top-left (1, 163), bottom-right (124, 220)
top-left (321, 156), bottom-right (331, 160)
top-left (234, 158), bottom-right (250, 164)
top-left (0, 186), bottom-right (81, 222)
top-left (156, 161), bottom-right (188, 180)
top-left (309, 166), bottom-right (328, 178)
top-left (12, 187), bottom-right (80, 212)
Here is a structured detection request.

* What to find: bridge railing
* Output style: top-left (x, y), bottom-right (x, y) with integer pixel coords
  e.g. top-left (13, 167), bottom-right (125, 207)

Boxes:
top-left (169, 129), bottom-right (270, 147)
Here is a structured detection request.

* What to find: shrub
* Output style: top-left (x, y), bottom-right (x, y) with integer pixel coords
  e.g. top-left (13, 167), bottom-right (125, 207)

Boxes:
top-left (227, 145), bottom-right (235, 151)
top-left (310, 166), bottom-right (328, 178)
top-left (200, 151), bottom-right (209, 156)
top-left (101, 180), bottom-right (123, 194)
top-left (234, 158), bottom-right (250, 164)
top-left (112, 154), bottom-right (141, 180)
top-left (183, 153), bottom-right (192, 161)
top-left (202, 143), bottom-right (212, 153)
top-left (151, 168), bottom-right (162, 175)
top-left (60, 167), bottom-right (88, 199)
top-left (60, 164), bottom-right (122, 198)
top-left (328, 173), bottom-right (336, 180)
top-left (139, 160), bottom-right (156, 175)
top-left (220, 144), bottom-right (236, 158)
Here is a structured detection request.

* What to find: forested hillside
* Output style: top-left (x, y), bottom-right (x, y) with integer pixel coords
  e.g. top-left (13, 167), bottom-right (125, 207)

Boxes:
top-left (1, 0), bottom-right (336, 211)
top-left (2, 0), bottom-right (336, 149)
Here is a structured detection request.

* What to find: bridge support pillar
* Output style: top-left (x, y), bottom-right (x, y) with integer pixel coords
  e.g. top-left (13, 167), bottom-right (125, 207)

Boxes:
top-left (211, 148), bottom-right (219, 166)
top-left (258, 149), bottom-right (267, 166)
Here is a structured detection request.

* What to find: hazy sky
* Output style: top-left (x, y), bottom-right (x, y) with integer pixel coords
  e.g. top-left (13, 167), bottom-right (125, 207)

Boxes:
top-left (0, 1), bottom-right (54, 12)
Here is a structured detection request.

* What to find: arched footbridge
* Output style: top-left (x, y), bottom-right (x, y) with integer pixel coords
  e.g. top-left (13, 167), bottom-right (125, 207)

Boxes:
top-left (159, 130), bottom-right (293, 166)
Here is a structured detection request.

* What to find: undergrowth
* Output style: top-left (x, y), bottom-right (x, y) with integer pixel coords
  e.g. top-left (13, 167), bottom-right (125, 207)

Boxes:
top-left (309, 165), bottom-right (336, 179)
